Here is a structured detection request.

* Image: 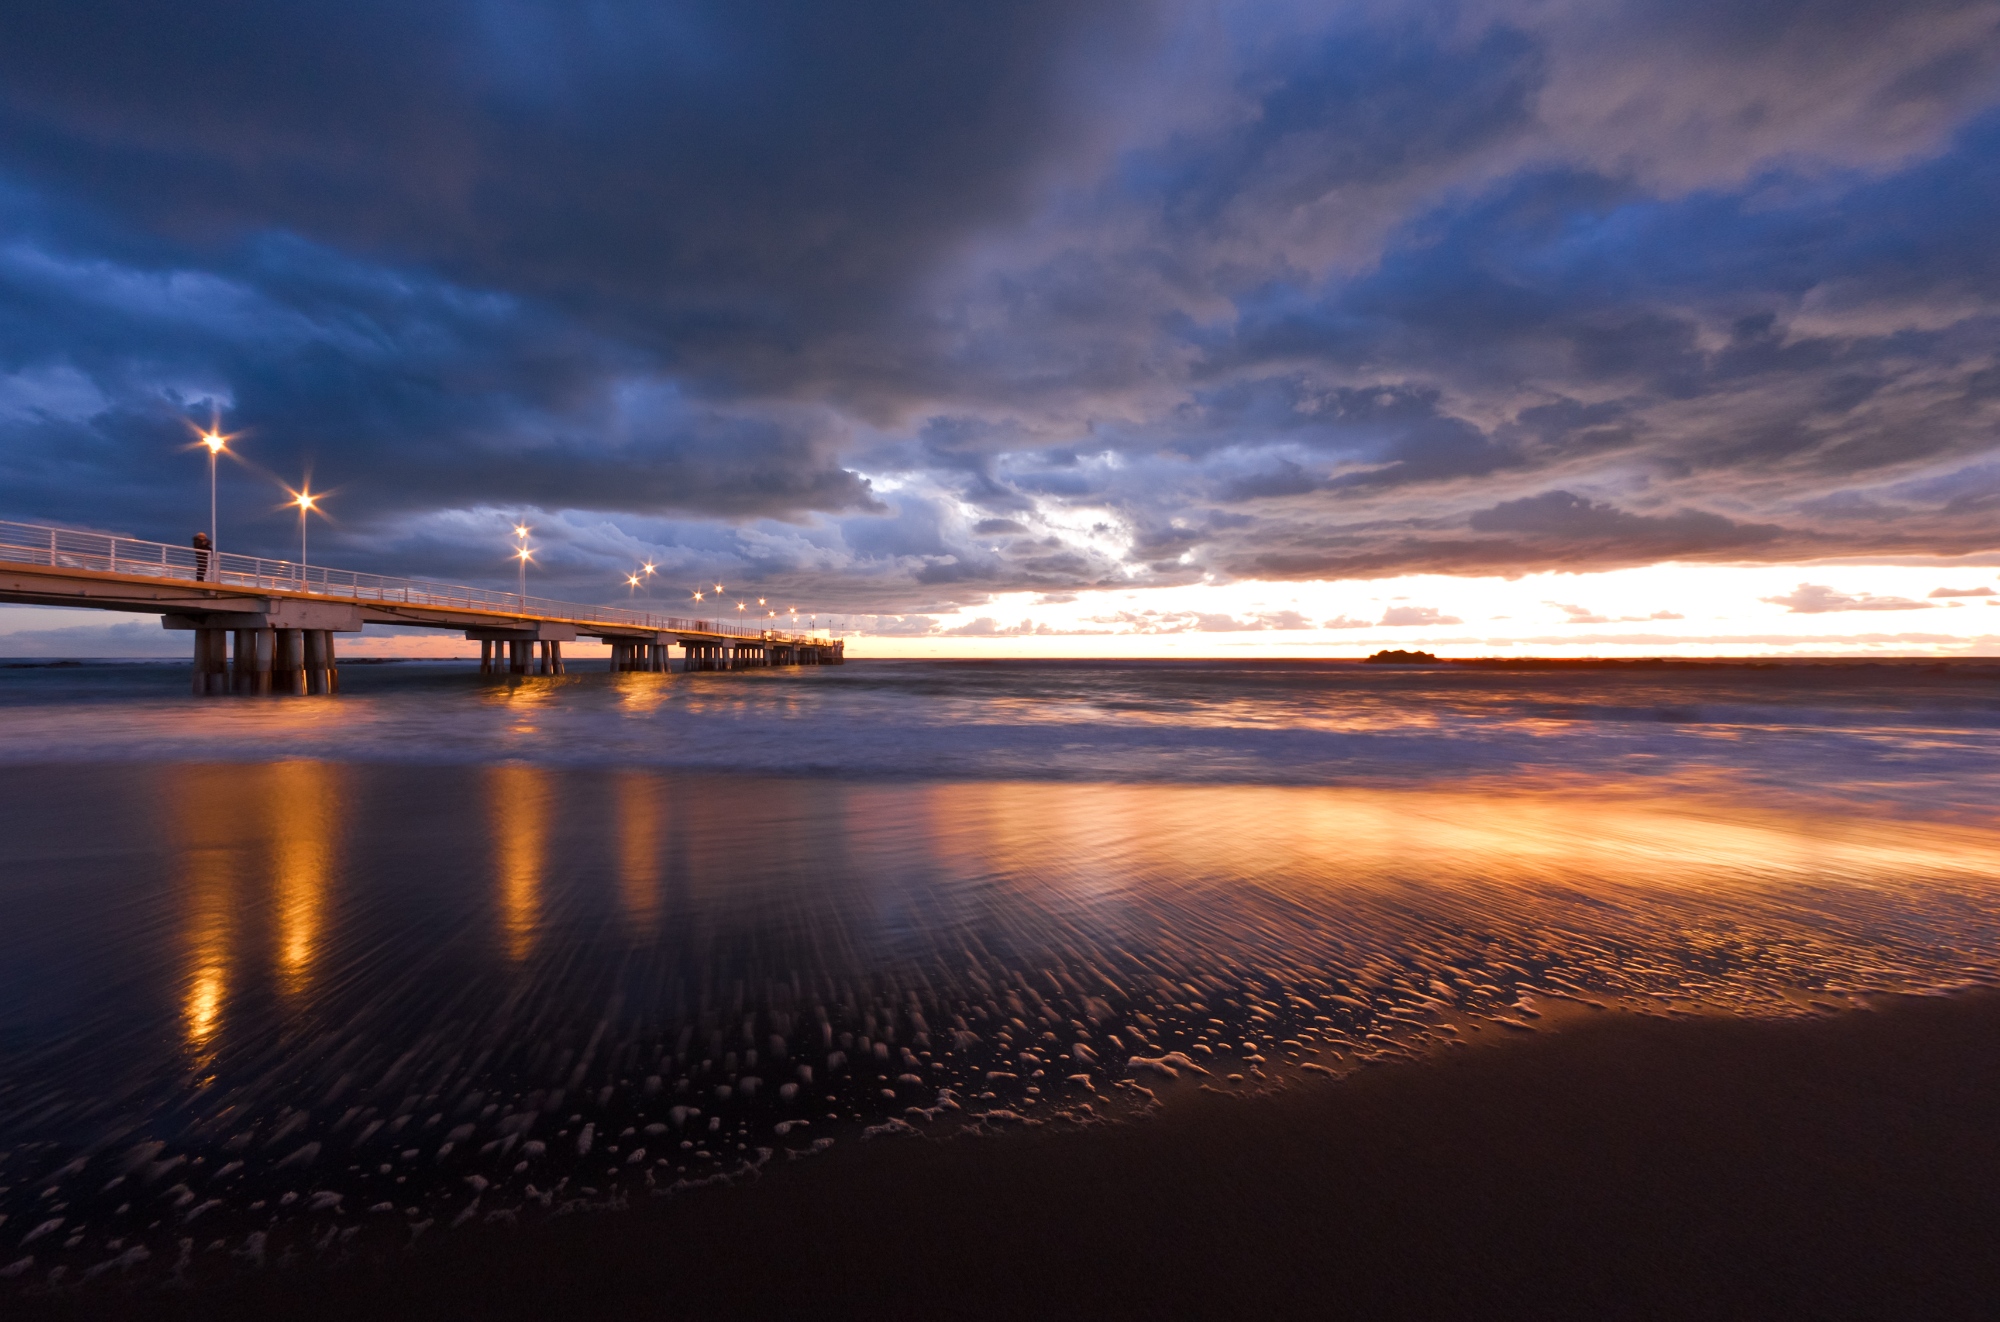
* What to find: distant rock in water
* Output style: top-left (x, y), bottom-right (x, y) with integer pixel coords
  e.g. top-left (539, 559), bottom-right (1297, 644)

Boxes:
top-left (1364, 650), bottom-right (1437, 664)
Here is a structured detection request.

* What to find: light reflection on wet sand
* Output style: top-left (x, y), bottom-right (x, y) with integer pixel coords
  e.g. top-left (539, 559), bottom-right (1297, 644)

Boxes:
top-left (615, 770), bottom-right (662, 940)
top-left (490, 764), bottom-right (549, 964)
top-left (270, 761), bottom-right (338, 999)
top-left (2, 763), bottom-right (1999, 1285)
top-left (168, 768), bottom-right (244, 1062)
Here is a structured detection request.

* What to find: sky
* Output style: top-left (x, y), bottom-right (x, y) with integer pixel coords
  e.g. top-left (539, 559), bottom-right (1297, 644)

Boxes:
top-left (2, 0), bottom-right (1999, 657)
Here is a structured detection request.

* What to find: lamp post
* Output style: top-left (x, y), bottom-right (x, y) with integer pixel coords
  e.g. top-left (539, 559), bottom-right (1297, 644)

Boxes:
top-left (291, 487), bottom-right (319, 587)
top-left (514, 524), bottom-right (531, 606)
top-left (201, 431), bottom-right (227, 576)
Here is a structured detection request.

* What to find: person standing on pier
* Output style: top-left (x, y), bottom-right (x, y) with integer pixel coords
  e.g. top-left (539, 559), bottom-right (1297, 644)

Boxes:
top-left (192, 531), bottom-right (213, 582)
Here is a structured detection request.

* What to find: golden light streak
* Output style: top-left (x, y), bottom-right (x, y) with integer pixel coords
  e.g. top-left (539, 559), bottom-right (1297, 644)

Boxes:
top-left (166, 767), bottom-right (242, 1060)
top-left (614, 771), bottom-right (662, 939)
top-left (889, 779), bottom-right (2000, 912)
top-left (268, 761), bottom-right (338, 997)
top-left (489, 764), bottom-right (549, 963)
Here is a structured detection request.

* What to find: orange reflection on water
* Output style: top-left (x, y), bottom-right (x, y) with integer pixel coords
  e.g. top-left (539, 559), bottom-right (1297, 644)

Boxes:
top-left (490, 764), bottom-right (549, 961)
top-left (268, 761), bottom-right (340, 997)
top-left (884, 779), bottom-right (2000, 903)
top-left (614, 770), bottom-right (662, 937)
top-left (166, 767), bottom-right (244, 1058)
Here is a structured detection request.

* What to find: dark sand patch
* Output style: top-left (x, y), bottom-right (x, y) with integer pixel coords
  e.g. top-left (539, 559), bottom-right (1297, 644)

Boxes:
top-left (34, 991), bottom-right (2000, 1320)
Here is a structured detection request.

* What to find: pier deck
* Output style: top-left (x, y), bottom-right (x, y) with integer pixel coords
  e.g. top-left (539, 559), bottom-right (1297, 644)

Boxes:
top-left (0, 520), bottom-right (842, 694)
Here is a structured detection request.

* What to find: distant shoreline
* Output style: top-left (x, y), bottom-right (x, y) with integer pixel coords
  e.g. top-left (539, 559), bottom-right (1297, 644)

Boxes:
top-left (2, 654), bottom-right (1993, 669)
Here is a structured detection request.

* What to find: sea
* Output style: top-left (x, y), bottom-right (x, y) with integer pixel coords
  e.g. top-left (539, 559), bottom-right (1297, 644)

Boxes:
top-left (1, 656), bottom-right (1998, 1287)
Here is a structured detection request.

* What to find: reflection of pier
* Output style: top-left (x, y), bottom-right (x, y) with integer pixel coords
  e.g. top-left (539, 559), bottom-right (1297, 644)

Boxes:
top-left (0, 520), bottom-right (843, 695)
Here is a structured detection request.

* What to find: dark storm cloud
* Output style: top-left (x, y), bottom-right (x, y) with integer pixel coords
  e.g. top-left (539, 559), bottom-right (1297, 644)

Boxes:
top-left (0, 0), bottom-right (1997, 608)
top-left (0, 0), bottom-right (1142, 359)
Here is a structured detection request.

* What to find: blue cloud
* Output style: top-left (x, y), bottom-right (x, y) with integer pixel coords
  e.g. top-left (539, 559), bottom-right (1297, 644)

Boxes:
top-left (0, 0), bottom-right (1995, 610)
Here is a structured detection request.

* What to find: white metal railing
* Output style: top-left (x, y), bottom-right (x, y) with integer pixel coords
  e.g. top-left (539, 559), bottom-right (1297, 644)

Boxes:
top-left (0, 520), bottom-right (833, 643)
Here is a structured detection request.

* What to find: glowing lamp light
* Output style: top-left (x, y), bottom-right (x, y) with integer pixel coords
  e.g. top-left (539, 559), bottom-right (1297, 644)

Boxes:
top-left (202, 432), bottom-right (227, 454)
top-left (642, 562), bottom-right (655, 576)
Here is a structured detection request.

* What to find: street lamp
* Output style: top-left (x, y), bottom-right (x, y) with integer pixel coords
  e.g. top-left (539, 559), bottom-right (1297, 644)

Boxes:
top-left (513, 524), bottom-right (532, 605)
top-left (199, 430), bottom-right (228, 577)
top-left (290, 487), bottom-right (320, 586)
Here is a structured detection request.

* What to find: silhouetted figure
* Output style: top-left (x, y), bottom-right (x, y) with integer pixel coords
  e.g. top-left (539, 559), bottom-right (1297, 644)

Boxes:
top-left (192, 531), bottom-right (213, 582)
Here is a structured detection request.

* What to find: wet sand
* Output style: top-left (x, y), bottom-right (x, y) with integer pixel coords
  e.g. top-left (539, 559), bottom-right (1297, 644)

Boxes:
top-left (43, 991), bottom-right (2000, 1320)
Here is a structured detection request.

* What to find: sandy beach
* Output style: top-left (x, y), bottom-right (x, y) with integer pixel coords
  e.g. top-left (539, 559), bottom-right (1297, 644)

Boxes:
top-left (30, 990), bottom-right (1997, 1321)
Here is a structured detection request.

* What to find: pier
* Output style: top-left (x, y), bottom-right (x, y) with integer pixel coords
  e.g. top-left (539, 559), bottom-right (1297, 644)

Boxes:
top-left (0, 520), bottom-right (843, 694)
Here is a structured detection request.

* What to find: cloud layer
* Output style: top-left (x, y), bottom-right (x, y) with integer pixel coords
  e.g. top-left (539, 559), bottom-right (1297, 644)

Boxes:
top-left (2, 0), bottom-right (1998, 610)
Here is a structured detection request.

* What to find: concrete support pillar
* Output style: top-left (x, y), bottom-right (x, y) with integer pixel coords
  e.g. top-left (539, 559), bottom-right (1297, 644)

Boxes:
top-left (232, 629), bottom-right (254, 693)
top-left (275, 628), bottom-right (306, 695)
top-left (325, 631), bottom-right (340, 693)
top-left (507, 640), bottom-right (526, 674)
top-left (192, 628), bottom-right (228, 695)
top-left (304, 630), bottom-right (328, 694)
top-left (480, 640), bottom-right (493, 675)
top-left (232, 628), bottom-right (274, 694)
top-left (549, 641), bottom-right (565, 674)
top-left (229, 629), bottom-right (274, 693)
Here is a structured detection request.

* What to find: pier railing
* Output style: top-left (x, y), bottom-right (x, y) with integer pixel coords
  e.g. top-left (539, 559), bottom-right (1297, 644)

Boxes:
top-left (0, 520), bottom-right (825, 642)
